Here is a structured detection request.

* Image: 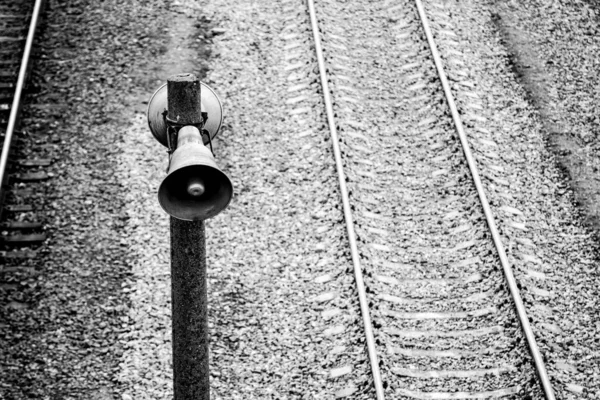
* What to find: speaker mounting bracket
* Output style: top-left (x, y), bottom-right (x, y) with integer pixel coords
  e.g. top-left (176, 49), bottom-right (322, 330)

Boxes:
top-left (147, 82), bottom-right (223, 149)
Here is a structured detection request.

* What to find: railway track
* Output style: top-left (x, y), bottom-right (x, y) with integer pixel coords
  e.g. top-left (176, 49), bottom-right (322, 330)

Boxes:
top-left (0, 0), bottom-right (46, 264)
top-left (284, 0), bottom-right (560, 398)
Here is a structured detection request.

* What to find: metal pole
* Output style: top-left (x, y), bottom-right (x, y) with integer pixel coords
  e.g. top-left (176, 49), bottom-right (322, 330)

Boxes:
top-left (171, 219), bottom-right (209, 400)
top-left (167, 74), bottom-right (210, 400)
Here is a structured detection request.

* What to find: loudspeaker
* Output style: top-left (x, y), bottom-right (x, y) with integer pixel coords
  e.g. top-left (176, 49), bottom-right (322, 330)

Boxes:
top-left (158, 126), bottom-right (233, 221)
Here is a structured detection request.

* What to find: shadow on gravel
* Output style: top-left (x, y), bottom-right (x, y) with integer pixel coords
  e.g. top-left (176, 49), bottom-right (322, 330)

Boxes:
top-left (491, 9), bottom-right (600, 239)
top-left (0, 1), bottom-right (214, 399)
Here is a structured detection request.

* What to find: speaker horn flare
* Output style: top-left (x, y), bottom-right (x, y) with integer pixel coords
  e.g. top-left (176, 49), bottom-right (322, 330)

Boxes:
top-left (158, 126), bottom-right (233, 221)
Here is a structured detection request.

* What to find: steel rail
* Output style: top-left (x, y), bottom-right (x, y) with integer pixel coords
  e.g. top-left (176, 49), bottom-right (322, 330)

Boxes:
top-left (414, 1), bottom-right (555, 398)
top-left (0, 0), bottom-right (44, 200)
top-left (306, 0), bottom-right (385, 398)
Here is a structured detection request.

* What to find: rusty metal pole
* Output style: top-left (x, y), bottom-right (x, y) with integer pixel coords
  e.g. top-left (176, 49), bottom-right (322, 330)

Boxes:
top-left (167, 73), bottom-right (210, 400)
top-left (171, 218), bottom-right (209, 399)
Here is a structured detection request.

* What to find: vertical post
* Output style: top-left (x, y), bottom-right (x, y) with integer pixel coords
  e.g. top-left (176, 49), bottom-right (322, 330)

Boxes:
top-left (167, 74), bottom-right (210, 400)
top-left (171, 219), bottom-right (209, 399)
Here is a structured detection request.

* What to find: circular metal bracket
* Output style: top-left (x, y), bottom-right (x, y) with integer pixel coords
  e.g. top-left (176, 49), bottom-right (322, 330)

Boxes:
top-left (147, 82), bottom-right (223, 147)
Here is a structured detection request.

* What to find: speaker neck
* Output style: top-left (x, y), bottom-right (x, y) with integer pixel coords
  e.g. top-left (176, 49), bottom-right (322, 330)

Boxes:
top-left (176, 126), bottom-right (205, 148)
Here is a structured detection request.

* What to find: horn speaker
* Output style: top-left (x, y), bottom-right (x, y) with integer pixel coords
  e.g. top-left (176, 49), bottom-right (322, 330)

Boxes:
top-left (158, 126), bottom-right (233, 221)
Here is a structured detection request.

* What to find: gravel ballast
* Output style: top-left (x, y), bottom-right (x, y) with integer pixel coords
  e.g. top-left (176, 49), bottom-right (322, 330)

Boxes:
top-left (1, 0), bottom-right (600, 399)
top-left (421, 0), bottom-right (600, 398)
top-left (0, 0), bottom-right (194, 398)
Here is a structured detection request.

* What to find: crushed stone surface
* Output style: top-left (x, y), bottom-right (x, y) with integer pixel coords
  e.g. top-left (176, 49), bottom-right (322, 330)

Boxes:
top-left (1, 0), bottom-right (599, 399)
